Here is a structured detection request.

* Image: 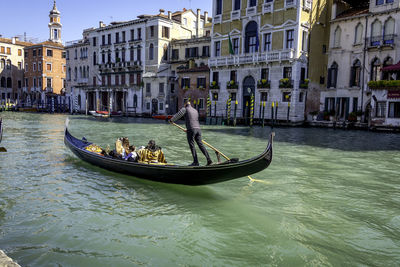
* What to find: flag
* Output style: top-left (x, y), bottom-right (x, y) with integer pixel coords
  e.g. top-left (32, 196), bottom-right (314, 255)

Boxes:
top-left (228, 34), bottom-right (234, 55)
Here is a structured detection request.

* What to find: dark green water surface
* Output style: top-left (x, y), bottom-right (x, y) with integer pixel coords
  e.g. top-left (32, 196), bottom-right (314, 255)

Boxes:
top-left (0, 113), bottom-right (399, 266)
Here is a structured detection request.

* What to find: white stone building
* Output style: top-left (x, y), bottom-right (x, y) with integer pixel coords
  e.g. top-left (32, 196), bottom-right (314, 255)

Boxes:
top-left (323, 0), bottom-right (400, 128)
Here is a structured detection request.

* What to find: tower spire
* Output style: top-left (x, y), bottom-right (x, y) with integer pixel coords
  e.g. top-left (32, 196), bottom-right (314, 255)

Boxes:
top-left (49, 0), bottom-right (62, 43)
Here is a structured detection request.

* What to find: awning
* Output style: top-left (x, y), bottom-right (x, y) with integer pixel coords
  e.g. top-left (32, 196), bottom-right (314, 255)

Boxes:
top-left (382, 61), bottom-right (400, 72)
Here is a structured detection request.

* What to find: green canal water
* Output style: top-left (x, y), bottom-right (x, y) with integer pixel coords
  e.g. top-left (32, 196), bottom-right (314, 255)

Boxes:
top-left (0, 112), bottom-right (400, 266)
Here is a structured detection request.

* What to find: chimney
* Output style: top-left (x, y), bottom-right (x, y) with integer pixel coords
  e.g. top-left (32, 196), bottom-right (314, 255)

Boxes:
top-left (196, 9), bottom-right (201, 38)
top-left (99, 21), bottom-right (105, 28)
top-left (183, 8), bottom-right (186, 12)
top-left (204, 11), bottom-right (208, 26)
top-left (168, 11), bottom-right (172, 20)
top-left (159, 9), bottom-right (165, 15)
top-left (12, 37), bottom-right (16, 44)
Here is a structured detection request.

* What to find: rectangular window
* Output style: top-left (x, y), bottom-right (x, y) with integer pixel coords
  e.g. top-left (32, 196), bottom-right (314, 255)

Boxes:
top-left (249, 0), bottom-right (256, 7)
top-left (121, 74), bottom-right (125, 85)
top-left (302, 31), bottom-right (308, 51)
top-left (181, 78), bottom-right (190, 88)
top-left (137, 48), bottom-right (141, 61)
top-left (162, 27), bottom-right (170, 38)
top-left (215, 41), bottom-right (221, 57)
top-left (352, 98), bottom-right (358, 112)
top-left (47, 78), bottom-right (52, 88)
top-left (197, 77), bottom-right (206, 88)
top-left (150, 26), bottom-right (155, 37)
top-left (115, 75), bottom-right (119, 85)
top-left (212, 92), bottom-right (219, 101)
top-left (198, 98), bottom-right (205, 110)
top-left (146, 83), bottom-right (151, 93)
top-left (159, 83), bottom-right (164, 94)
top-left (33, 63), bottom-right (36, 71)
top-left (116, 32), bottom-right (120, 43)
top-left (233, 38), bottom-right (239, 54)
top-left (286, 30), bottom-right (294, 49)
top-left (18, 62), bottom-right (22, 70)
top-left (261, 68), bottom-right (269, 80)
top-left (202, 46), bottom-right (210, 57)
top-left (122, 31), bottom-right (126, 42)
top-left (33, 78), bottom-right (37, 87)
top-left (159, 102), bottom-right (164, 111)
top-left (38, 48), bottom-right (42, 56)
top-left (108, 34), bottom-right (111, 45)
top-left (39, 62), bottom-right (42, 71)
top-left (107, 75), bottom-right (111, 86)
top-left (18, 49), bottom-right (22, 56)
top-left (213, 72), bottom-right (219, 83)
top-left (138, 28), bottom-right (142, 39)
top-left (47, 63), bottom-right (52, 71)
top-left (47, 49), bottom-right (53, 57)
top-left (93, 76), bottom-right (97, 86)
top-left (62, 51), bottom-right (66, 58)
top-left (388, 102), bottom-right (400, 118)
top-left (102, 75), bottom-right (105, 86)
top-left (216, 0), bottom-right (222, 15)
top-left (0, 46), bottom-right (4, 54)
top-left (264, 33), bottom-right (271, 51)
top-left (38, 78), bottom-right (42, 88)
top-left (146, 102), bottom-right (151, 110)
top-left (260, 92), bottom-right (268, 102)
top-left (283, 67), bottom-right (292, 78)
top-left (102, 35), bottom-right (105, 45)
top-left (234, 0), bottom-right (241, 10)
top-left (299, 92), bottom-right (304, 102)
top-left (376, 0), bottom-right (384, 4)
top-left (137, 73), bottom-right (141, 85)
top-left (230, 70), bottom-right (237, 82)
top-left (376, 102), bottom-right (386, 117)
top-left (282, 92), bottom-right (291, 102)
top-left (33, 49), bottom-right (37, 57)
top-left (7, 47), bottom-right (11, 55)
top-left (172, 49), bottom-right (179, 60)
top-left (130, 29), bottom-right (135, 40)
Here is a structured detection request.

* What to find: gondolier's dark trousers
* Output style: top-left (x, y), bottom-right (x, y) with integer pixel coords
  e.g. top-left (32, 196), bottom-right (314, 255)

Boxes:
top-left (187, 128), bottom-right (211, 164)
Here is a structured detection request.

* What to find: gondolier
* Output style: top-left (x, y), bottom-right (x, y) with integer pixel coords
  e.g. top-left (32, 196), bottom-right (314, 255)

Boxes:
top-left (170, 101), bottom-right (213, 166)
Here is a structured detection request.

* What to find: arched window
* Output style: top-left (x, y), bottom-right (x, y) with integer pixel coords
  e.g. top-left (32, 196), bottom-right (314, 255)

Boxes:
top-left (350, 59), bottom-right (361, 87)
top-left (0, 59), bottom-right (5, 69)
top-left (328, 62), bottom-right (338, 88)
top-left (79, 66), bottom-right (82, 79)
top-left (0, 77), bottom-right (5, 87)
top-left (371, 20), bottom-right (382, 46)
top-left (245, 21), bottom-right (258, 53)
top-left (6, 77), bottom-right (12, 88)
top-left (384, 18), bottom-right (395, 45)
top-left (74, 67), bottom-right (77, 80)
top-left (6, 60), bottom-right (11, 69)
top-left (333, 26), bottom-right (341, 47)
top-left (149, 43), bottom-right (154, 60)
top-left (383, 57), bottom-right (393, 80)
top-left (354, 23), bottom-right (363, 44)
top-left (371, 58), bottom-right (381, 81)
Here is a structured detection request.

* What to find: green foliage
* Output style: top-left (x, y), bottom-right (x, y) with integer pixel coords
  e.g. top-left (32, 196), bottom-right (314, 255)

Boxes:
top-left (368, 80), bottom-right (400, 89)
top-left (257, 79), bottom-right (271, 89)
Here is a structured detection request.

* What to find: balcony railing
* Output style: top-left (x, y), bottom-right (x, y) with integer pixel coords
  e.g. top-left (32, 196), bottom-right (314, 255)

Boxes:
top-left (368, 35), bottom-right (397, 47)
top-left (231, 10), bottom-right (240, 20)
top-left (208, 49), bottom-right (296, 67)
top-left (279, 79), bottom-right (294, 88)
top-left (246, 6), bottom-right (257, 16)
top-left (263, 2), bottom-right (273, 13)
top-left (213, 15), bottom-right (222, 24)
top-left (285, 0), bottom-right (296, 8)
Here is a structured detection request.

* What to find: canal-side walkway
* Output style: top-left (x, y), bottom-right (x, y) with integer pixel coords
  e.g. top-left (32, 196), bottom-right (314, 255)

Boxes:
top-left (0, 250), bottom-right (20, 267)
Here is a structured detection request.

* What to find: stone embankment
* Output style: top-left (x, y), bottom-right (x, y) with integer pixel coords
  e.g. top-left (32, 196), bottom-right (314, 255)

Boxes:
top-left (0, 250), bottom-right (20, 267)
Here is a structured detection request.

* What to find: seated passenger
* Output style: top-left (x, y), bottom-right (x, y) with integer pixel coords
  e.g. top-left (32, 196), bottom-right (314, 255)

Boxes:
top-left (137, 140), bottom-right (167, 164)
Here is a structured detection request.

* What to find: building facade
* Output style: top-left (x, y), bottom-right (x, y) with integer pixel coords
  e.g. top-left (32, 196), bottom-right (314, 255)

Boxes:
top-left (323, 0), bottom-right (400, 127)
top-left (23, 1), bottom-right (66, 109)
top-left (0, 37), bottom-right (30, 106)
top-left (209, 0), bottom-right (314, 123)
top-left (67, 8), bottom-right (211, 116)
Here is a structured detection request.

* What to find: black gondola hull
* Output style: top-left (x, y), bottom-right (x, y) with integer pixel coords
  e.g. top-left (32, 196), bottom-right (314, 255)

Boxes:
top-left (64, 128), bottom-right (273, 185)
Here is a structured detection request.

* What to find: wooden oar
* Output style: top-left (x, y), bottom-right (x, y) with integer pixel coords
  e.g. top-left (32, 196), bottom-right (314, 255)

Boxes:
top-left (169, 121), bottom-right (269, 185)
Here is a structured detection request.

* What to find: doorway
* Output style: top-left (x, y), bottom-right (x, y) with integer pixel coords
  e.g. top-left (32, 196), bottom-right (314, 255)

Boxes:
top-left (242, 76), bottom-right (255, 119)
top-left (152, 98), bottom-right (158, 115)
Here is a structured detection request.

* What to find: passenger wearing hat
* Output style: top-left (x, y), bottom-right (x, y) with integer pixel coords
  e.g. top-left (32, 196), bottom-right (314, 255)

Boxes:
top-left (170, 100), bottom-right (212, 166)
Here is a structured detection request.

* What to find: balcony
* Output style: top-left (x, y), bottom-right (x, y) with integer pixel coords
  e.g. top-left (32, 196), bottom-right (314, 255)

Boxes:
top-left (299, 79), bottom-right (309, 89)
top-left (208, 49), bottom-right (296, 67)
top-left (231, 10), bottom-right (240, 20)
top-left (128, 38), bottom-right (142, 44)
top-left (246, 6), bottom-right (257, 16)
top-left (368, 35), bottom-right (397, 48)
top-left (368, 80), bottom-right (400, 90)
top-left (213, 15), bottom-right (222, 24)
top-left (210, 82), bottom-right (220, 90)
top-left (285, 0), bottom-right (296, 8)
top-left (279, 78), bottom-right (294, 88)
top-left (226, 80), bottom-right (239, 89)
top-left (263, 2), bottom-right (273, 13)
top-left (257, 79), bottom-right (271, 89)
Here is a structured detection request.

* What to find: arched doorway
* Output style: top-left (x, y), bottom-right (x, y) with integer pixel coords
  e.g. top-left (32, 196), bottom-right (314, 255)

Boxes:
top-left (242, 76), bottom-right (255, 119)
top-left (152, 98), bottom-right (158, 115)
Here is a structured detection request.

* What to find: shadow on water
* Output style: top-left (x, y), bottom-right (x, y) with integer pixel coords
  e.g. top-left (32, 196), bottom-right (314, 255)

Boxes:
top-left (205, 126), bottom-right (400, 152)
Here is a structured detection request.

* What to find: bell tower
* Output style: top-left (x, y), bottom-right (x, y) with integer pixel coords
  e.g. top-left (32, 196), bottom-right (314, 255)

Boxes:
top-left (48, 0), bottom-right (62, 43)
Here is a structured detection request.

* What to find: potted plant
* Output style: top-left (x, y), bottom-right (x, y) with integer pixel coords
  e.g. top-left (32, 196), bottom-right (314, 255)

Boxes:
top-left (227, 80), bottom-right (238, 89)
top-left (309, 110), bottom-right (318, 121)
top-left (279, 78), bottom-right (292, 88)
top-left (198, 85), bottom-right (205, 90)
top-left (257, 79), bottom-right (271, 89)
top-left (355, 110), bottom-right (363, 122)
top-left (183, 85), bottom-right (189, 91)
top-left (300, 79), bottom-right (309, 89)
top-left (348, 112), bottom-right (357, 122)
top-left (210, 81), bottom-right (220, 89)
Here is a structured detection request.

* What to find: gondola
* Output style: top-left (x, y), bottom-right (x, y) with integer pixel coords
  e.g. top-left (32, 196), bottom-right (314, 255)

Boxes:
top-left (64, 125), bottom-right (273, 185)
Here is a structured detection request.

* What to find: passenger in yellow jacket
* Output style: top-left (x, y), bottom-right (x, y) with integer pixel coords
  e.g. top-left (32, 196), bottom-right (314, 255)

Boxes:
top-left (137, 140), bottom-right (167, 164)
